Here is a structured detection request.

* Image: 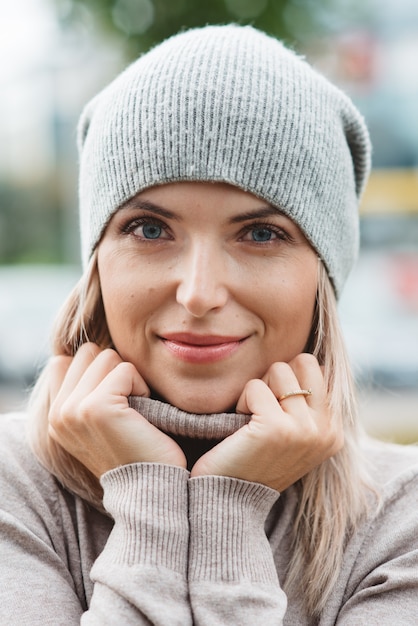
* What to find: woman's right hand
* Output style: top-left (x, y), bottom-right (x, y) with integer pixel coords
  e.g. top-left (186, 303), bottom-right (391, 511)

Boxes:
top-left (48, 343), bottom-right (187, 477)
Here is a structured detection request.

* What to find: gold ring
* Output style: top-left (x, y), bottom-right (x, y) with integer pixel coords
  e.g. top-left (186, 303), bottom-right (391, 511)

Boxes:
top-left (278, 389), bottom-right (312, 402)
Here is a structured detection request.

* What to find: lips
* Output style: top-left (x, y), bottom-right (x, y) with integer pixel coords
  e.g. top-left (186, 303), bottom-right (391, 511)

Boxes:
top-left (159, 332), bottom-right (248, 364)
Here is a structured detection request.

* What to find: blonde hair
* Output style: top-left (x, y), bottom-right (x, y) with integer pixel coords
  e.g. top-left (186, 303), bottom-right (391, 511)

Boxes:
top-left (28, 252), bottom-right (373, 617)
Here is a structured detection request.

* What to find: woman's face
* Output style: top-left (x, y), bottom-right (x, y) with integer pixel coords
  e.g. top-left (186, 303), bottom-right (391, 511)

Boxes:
top-left (98, 182), bottom-right (318, 413)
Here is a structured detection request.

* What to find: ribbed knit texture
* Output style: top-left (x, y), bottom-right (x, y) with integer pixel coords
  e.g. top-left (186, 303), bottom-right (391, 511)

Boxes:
top-left (100, 463), bottom-right (189, 573)
top-left (78, 24), bottom-right (371, 296)
top-left (129, 396), bottom-right (250, 439)
top-left (188, 476), bottom-right (280, 584)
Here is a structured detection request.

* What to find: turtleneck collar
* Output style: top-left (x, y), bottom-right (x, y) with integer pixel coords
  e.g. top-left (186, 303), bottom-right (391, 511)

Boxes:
top-left (129, 396), bottom-right (251, 440)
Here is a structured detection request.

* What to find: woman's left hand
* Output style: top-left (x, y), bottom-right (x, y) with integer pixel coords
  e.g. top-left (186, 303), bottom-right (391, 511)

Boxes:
top-left (190, 353), bottom-right (343, 492)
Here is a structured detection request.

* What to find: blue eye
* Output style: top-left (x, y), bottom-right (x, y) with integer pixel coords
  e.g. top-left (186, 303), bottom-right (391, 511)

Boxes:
top-left (120, 215), bottom-right (171, 241)
top-left (239, 222), bottom-right (289, 245)
top-left (142, 223), bottom-right (163, 239)
top-left (251, 227), bottom-right (274, 242)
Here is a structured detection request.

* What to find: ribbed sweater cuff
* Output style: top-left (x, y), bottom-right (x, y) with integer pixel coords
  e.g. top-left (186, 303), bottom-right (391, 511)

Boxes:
top-left (188, 476), bottom-right (280, 584)
top-left (100, 463), bottom-right (189, 574)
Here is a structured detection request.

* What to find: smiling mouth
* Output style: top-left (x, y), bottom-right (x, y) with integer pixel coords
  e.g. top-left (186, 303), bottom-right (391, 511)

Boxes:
top-left (159, 333), bottom-right (248, 364)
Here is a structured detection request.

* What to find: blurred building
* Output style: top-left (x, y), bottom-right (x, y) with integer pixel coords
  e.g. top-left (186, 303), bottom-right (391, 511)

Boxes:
top-left (0, 0), bottom-right (124, 263)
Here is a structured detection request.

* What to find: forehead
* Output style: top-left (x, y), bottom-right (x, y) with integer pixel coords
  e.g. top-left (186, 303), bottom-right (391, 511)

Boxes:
top-left (127, 181), bottom-right (263, 208)
top-left (116, 181), bottom-right (291, 223)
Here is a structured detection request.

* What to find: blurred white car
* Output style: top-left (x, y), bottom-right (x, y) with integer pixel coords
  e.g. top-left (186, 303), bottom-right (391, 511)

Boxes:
top-left (0, 265), bottom-right (80, 383)
top-left (339, 250), bottom-right (418, 389)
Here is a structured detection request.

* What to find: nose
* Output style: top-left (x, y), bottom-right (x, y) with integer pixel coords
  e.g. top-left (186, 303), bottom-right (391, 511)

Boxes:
top-left (175, 241), bottom-right (229, 317)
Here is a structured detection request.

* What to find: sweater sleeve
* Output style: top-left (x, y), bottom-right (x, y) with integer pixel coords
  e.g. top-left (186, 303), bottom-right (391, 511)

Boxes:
top-left (331, 467), bottom-right (418, 625)
top-left (188, 476), bottom-right (287, 625)
top-left (83, 463), bottom-right (192, 626)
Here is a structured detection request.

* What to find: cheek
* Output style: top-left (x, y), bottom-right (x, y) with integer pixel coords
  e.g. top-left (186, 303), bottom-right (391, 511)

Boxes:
top-left (288, 271), bottom-right (317, 332)
top-left (98, 256), bottom-right (136, 331)
top-left (261, 262), bottom-right (318, 350)
top-left (100, 279), bottom-right (128, 339)
top-left (99, 268), bottom-right (165, 349)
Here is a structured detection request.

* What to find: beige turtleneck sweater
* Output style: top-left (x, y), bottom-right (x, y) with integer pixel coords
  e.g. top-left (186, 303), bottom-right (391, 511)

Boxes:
top-left (1, 398), bottom-right (418, 624)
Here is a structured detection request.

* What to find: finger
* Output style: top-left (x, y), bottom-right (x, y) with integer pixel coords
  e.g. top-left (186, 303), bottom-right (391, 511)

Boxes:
top-left (52, 344), bottom-right (120, 411)
top-left (287, 353), bottom-right (327, 411)
top-left (52, 342), bottom-right (102, 403)
top-left (91, 361), bottom-right (150, 403)
top-left (68, 350), bottom-right (150, 403)
top-left (48, 355), bottom-right (73, 405)
top-left (262, 360), bottom-right (312, 413)
top-left (287, 354), bottom-right (338, 436)
top-left (236, 378), bottom-right (281, 423)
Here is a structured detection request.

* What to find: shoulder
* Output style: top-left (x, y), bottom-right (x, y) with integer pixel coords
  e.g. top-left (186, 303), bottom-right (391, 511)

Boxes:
top-left (0, 412), bottom-right (65, 521)
top-left (353, 437), bottom-right (418, 563)
top-left (0, 411), bottom-right (109, 551)
top-left (362, 436), bottom-right (418, 498)
top-left (336, 439), bottom-right (418, 610)
top-left (0, 411), bottom-right (47, 475)
top-left (0, 411), bottom-right (38, 467)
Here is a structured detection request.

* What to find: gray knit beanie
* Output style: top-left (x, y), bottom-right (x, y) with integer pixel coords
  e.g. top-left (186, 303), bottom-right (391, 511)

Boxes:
top-left (78, 24), bottom-right (371, 296)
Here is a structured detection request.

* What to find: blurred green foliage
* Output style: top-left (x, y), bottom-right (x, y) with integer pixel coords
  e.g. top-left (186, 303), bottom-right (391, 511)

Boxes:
top-left (0, 184), bottom-right (65, 264)
top-left (58, 0), bottom-right (367, 59)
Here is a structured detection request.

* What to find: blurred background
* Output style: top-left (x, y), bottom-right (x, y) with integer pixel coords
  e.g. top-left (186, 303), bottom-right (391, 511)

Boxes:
top-left (1, 0), bottom-right (417, 442)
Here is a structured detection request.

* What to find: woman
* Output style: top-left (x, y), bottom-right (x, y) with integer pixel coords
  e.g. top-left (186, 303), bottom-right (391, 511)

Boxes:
top-left (1, 24), bottom-right (417, 625)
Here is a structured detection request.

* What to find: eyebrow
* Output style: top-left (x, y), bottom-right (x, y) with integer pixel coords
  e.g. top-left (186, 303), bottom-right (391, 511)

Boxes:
top-left (121, 198), bottom-right (285, 223)
top-left (121, 199), bottom-right (181, 221)
top-left (228, 206), bottom-right (286, 223)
